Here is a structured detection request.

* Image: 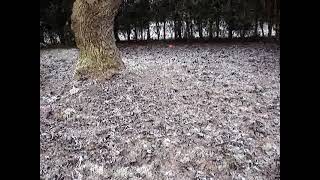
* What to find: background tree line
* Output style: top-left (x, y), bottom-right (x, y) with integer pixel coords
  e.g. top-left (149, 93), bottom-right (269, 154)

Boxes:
top-left (40, 0), bottom-right (280, 47)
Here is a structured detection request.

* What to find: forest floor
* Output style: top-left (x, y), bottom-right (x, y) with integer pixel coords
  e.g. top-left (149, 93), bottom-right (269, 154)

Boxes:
top-left (40, 42), bottom-right (280, 180)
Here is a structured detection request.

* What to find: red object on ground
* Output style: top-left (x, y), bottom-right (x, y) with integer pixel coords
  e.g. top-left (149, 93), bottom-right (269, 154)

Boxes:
top-left (168, 44), bottom-right (174, 48)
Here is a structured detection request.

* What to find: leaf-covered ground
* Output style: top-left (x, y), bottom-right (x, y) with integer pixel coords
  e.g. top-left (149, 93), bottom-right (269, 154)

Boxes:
top-left (40, 43), bottom-right (280, 180)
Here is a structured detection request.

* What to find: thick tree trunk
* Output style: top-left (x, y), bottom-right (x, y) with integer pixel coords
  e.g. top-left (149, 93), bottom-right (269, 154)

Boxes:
top-left (71, 0), bottom-right (124, 80)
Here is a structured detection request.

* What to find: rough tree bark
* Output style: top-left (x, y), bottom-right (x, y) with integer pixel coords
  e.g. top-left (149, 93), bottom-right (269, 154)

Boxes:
top-left (71, 0), bottom-right (124, 80)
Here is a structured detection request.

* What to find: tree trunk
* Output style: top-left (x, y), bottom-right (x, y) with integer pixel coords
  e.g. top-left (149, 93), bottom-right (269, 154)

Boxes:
top-left (177, 20), bottom-right (182, 39)
top-left (275, 23), bottom-right (278, 39)
top-left (190, 22), bottom-right (194, 39)
top-left (127, 29), bottom-right (131, 41)
top-left (134, 26), bottom-right (138, 40)
top-left (228, 29), bottom-right (232, 39)
top-left (40, 32), bottom-right (44, 44)
top-left (260, 21), bottom-right (264, 37)
top-left (254, 15), bottom-right (258, 37)
top-left (240, 30), bottom-right (245, 39)
top-left (114, 28), bottom-right (120, 42)
top-left (174, 19), bottom-right (178, 40)
top-left (185, 20), bottom-right (190, 39)
top-left (278, 23), bottom-right (280, 40)
top-left (268, 20), bottom-right (272, 37)
top-left (175, 22), bottom-right (178, 40)
top-left (173, 16), bottom-right (177, 40)
top-left (114, 16), bottom-right (120, 42)
top-left (156, 21), bottom-right (160, 40)
top-left (59, 29), bottom-right (66, 45)
top-left (140, 26), bottom-right (144, 40)
top-left (163, 21), bottom-right (166, 40)
top-left (71, 0), bottom-right (124, 80)
top-left (198, 20), bottom-right (203, 39)
top-left (49, 33), bottom-right (56, 45)
top-left (147, 24), bottom-right (151, 40)
top-left (216, 18), bottom-right (220, 38)
top-left (208, 19), bottom-right (213, 39)
top-left (64, 20), bottom-right (76, 46)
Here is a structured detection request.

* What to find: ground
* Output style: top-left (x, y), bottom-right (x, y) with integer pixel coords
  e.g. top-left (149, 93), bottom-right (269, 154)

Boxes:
top-left (40, 42), bottom-right (280, 180)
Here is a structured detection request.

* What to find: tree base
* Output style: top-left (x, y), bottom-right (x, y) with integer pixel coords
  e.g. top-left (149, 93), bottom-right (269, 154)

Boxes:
top-left (74, 47), bottom-right (125, 80)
